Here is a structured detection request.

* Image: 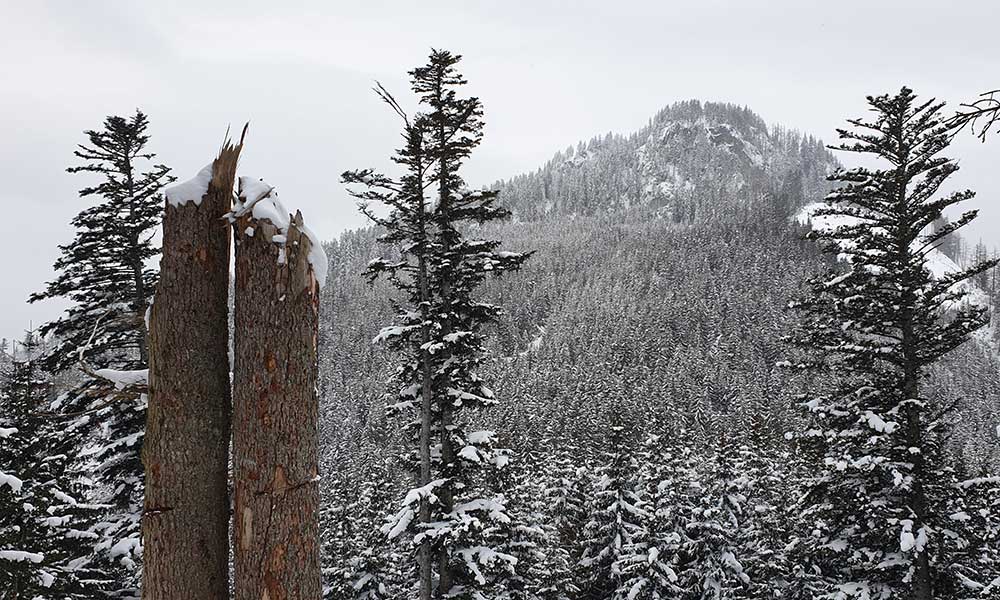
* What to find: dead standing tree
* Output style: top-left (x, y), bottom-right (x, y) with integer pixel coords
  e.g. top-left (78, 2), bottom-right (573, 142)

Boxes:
top-left (143, 134), bottom-right (242, 599)
top-left (231, 176), bottom-right (324, 600)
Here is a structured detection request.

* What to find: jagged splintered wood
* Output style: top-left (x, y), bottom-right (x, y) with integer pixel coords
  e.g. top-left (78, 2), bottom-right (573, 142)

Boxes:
top-left (232, 180), bottom-right (322, 600)
top-left (143, 133), bottom-right (243, 599)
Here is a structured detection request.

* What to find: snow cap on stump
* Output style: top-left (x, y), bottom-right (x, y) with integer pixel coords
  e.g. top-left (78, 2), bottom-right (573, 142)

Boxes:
top-left (230, 176), bottom-right (328, 289)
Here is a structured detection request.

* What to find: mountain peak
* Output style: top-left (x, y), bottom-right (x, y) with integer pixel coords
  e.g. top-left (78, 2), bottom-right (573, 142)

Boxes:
top-left (499, 101), bottom-right (837, 223)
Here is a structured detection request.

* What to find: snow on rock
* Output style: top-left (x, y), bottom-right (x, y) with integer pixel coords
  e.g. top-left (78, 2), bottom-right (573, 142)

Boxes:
top-left (165, 163), bottom-right (213, 207)
top-left (93, 368), bottom-right (148, 390)
top-left (0, 470), bottom-right (23, 493)
top-left (232, 177), bottom-right (329, 288)
top-left (0, 426), bottom-right (17, 438)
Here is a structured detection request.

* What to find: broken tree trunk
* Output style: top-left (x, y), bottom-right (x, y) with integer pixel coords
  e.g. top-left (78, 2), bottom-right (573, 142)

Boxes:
top-left (232, 177), bottom-right (322, 600)
top-left (143, 135), bottom-right (242, 599)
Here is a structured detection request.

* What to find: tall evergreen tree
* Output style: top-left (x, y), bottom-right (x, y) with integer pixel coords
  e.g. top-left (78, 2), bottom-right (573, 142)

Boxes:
top-left (619, 433), bottom-right (684, 600)
top-left (490, 448), bottom-right (551, 600)
top-left (537, 442), bottom-right (589, 600)
top-left (29, 110), bottom-right (173, 593)
top-left (344, 49), bottom-right (530, 600)
top-left (0, 331), bottom-right (111, 597)
top-left (578, 414), bottom-right (649, 600)
top-left (675, 432), bottom-right (752, 600)
top-left (786, 87), bottom-right (999, 599)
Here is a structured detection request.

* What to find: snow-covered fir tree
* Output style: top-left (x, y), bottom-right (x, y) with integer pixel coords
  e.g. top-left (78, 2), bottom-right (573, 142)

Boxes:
top-left (674, 430), bottom-right (753, 600)
top-left (618, 432), bottom-right (684, 600)
top-left (0, 331), bottom-right (112, 597)
top-left (488, 447), bottom-right (551, 600)
top-left (0, 339), bottom-right (11, 380)
top-left (343, 49), bottom-right (530, 600)
top-left (785, 87), bottom-right (1000, 599)
top-left (534, 440), bottom-right (588, 600)
top-left (578, 412), bottom-right (650, 600)
top-left (29, 110), bottom-right (172, 594)
top-left (330, 457), bottom-right (402, 600)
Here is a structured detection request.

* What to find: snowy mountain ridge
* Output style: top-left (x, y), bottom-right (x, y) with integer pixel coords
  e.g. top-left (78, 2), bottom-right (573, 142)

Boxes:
top-left (498, 100), bottom-right (838, 221)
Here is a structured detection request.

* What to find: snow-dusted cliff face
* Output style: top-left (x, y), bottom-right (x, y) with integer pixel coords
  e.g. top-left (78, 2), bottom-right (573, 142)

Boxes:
top-left (498, 100), bottom-right (839, 221)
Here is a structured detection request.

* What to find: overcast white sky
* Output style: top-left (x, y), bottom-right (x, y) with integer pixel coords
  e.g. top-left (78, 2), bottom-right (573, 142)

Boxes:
top-left (1, 0), bottom-right (998, 344)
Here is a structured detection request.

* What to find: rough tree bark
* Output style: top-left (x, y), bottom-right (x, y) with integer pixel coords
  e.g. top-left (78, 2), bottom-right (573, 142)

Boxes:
top-left (232, 180), bottom-right (322, 600)
top-left (143, 136), bottom-right (242, 599)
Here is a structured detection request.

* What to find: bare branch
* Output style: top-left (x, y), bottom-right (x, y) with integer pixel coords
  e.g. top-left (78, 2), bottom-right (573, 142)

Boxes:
top-left (948, 89), bottom-right (1000, 141)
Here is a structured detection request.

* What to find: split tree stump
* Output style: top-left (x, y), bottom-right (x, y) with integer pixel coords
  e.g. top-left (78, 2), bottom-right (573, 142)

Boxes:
top-left (143, 137), bottom-right (242, 599)
top-left (232, 178), bottom-right (322, 600)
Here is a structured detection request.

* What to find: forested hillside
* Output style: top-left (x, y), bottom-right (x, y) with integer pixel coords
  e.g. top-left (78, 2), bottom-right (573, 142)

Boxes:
top-left (314, 101), bottom-right (1000, 596)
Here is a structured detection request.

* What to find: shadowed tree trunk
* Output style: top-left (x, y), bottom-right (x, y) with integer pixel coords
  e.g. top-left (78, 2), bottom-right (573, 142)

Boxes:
top-left (142, 136), bottom-right (241, 599)
top-left (232, 178), bottom-right (322, 600)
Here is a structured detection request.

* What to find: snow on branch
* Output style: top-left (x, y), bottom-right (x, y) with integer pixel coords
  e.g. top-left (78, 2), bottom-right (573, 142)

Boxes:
top-left (0, 470), bottom-right (23, 493)
top-left (30, 311), bottom-right (150, 421)
top-left (957, 476), bottom-right (1000, 489)
top-left (0, 550), bottom-right (44, 563)
top-left (92, 368), bottom-right (149, 390)
top-left (382, 479), bottom-right (449, 541)
top-left (76, 312), bottom-right (148, 393)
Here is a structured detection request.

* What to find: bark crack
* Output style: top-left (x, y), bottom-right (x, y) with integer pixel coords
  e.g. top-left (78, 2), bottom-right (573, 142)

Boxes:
top-left (144, 506), bottom-right (175, 517)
